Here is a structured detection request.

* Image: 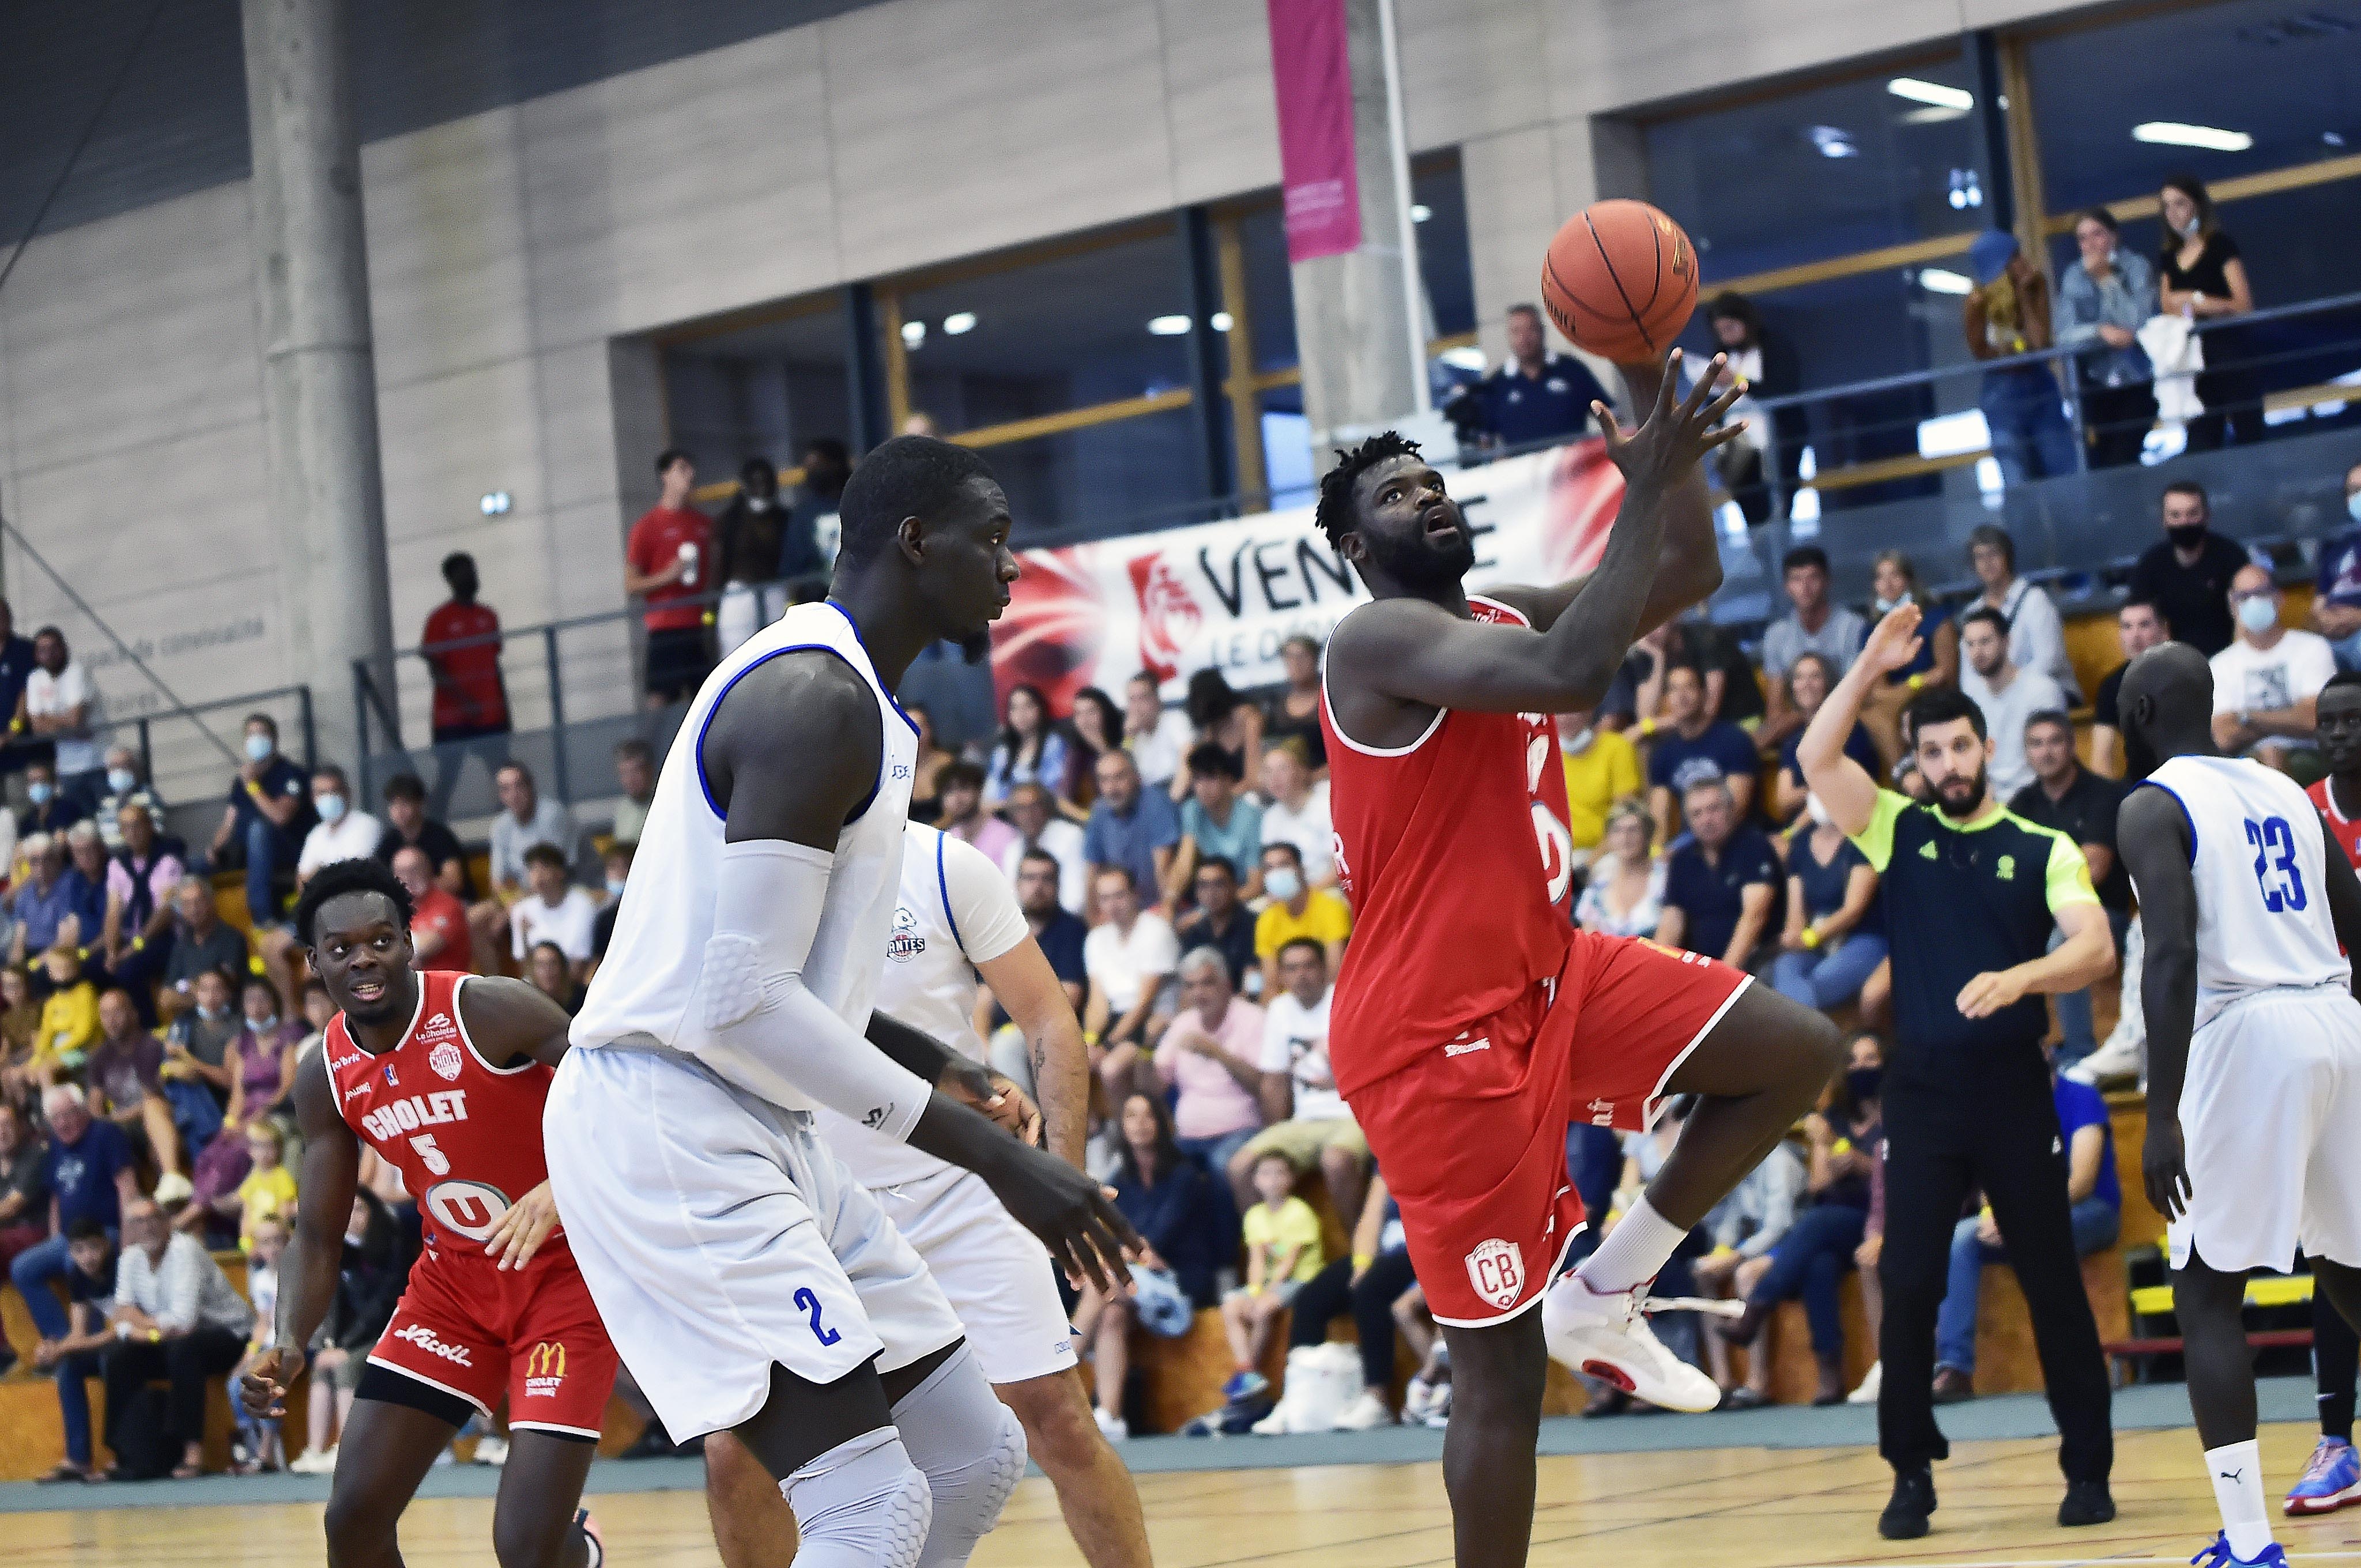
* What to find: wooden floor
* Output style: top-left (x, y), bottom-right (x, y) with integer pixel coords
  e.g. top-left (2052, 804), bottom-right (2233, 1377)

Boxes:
top-left (8, 1420), bottom-right (2356, 1568)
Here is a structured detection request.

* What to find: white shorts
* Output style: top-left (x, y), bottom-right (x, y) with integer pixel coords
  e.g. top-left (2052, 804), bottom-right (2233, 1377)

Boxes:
top-left (544, 1045), bottom-right (965, 1441)
top-left (873, 1164), bottom-right (1077, 1386)
top-left (2169, 985), bottom-right (2361, 1276)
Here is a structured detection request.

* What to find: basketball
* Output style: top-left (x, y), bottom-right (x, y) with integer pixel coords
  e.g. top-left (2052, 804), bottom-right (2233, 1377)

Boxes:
top-left (1540, 199), bottom-right (1699, 364)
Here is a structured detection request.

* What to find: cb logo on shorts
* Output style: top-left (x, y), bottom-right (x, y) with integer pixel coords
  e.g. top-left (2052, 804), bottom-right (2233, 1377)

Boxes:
top-left (424, 1179), bottom-right (512, 1242)
top-left (1465, 1238), bottom-right (1526, 1311)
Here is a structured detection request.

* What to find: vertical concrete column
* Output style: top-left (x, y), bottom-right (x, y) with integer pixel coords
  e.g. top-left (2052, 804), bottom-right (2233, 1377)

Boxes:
top-left (1289, 0), bottom-right (1427, 451)
top-left (242, 0), bottom-right (396, 762)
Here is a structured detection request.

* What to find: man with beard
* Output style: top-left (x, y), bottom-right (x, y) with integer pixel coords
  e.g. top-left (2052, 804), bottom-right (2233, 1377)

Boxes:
top-left (1800, 604), bottom-right (2119, 1540)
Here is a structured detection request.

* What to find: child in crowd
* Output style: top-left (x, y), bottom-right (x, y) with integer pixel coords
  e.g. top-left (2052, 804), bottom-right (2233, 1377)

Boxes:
top-left (1219, 1151), bottom-right (1326, 1403)
top-left (233, 1121), bottom-right (298, 1250)
top-left (33, 945), bottom-right (99, 1084)
top-left (233, 1214), bottom-right (290, 1473)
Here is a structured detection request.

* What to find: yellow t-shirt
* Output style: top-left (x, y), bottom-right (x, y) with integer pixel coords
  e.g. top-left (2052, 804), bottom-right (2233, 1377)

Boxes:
top-left (1243, 1194), bottom-right (1326, 1286)
top-left (1255, 889), bottom-right (1353, 959)
top-left (237, 1164), bottom-right (299, 1252)
top-left (33, 981), bottom-right (99, 1072)
top-left (1560, 729), bottom-right (1641, 851)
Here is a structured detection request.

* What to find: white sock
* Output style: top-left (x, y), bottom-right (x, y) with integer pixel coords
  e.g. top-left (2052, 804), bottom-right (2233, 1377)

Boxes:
top-left (2205, 1439), bottom-right (2271, 1561)
top-left (1574, 1193), bottom-right (1688, 1298)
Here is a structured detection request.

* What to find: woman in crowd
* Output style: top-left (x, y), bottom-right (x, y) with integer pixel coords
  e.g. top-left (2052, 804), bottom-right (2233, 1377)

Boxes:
top-left (528, 940), bottom-right (587, 1015)
top-left (2057, 206), bottom-right (2159, 469)
top-left (1180, 668), bottom-right (1265, 800)
top-left (1858, 551), bottom-right (1958, 771)
top-left (221, 975), bottom-right (303, 1137)
top-left (1261, 636), bottom-right (1328, 773)
top-left (1575, 803), bottom-right (1667, 940)
top-left (1714, 1035), bottom-right (1885, 1406)
top-left (2158, 172), bottom-right (2260, 450)
top-left (904, 703), bottom-right (956, 826)
top-left (1072, 1091), bottom-right (1234, 1440)
top-left (1773, 653), bottom-right (1882, 824)
top-left (1702, 292), bottom-right (1805, 527)
top-left (983, 683), bottom-right (1072, 807)
top-left (1772, 801), bottom-right (1887, 1013)
top-left (1065, 686), bottom-right (1124, 808)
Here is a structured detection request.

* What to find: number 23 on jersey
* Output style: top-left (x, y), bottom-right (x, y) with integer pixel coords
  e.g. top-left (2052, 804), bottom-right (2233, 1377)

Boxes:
top-left (2247, 816), bottom-right (2309, 912)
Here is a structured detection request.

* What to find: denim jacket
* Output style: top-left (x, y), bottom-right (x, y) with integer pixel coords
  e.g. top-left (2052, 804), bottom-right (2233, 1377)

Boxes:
top-left (2056, 250), bottom-right (2157, 386)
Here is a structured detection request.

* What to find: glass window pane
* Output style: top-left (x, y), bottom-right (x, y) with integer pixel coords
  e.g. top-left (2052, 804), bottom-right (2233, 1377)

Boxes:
top-left (2027, 0), bottom-right (2361, 217)
top-left (1643, 56), bottom-right (1992, 282)
top-left (896, 224), bottom-right (1195, 434)
top-left (659, 298), bottom-right (851, 477)
top-left (1238, 201), bottom-right (1299, 379)
top-left (976, 406), bottom-right (1211, 546)
top-left (1414, 157), bottom-right (1476, 341)
top-left (1675, 258), bottom-right (1981, 390)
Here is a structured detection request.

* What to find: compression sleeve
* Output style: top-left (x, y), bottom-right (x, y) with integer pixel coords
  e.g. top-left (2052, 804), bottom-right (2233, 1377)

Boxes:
top-left (692, 839), bottom-right (932, 1141)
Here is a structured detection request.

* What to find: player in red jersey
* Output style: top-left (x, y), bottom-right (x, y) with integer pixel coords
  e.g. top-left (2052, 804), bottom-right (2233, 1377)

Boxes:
top-left (240, 859), bottom-right (614, 1568)
top-left (1318, 353), bottom-right (1845, 1568)
top-left (2311, 675), bottom-right (2361, 868)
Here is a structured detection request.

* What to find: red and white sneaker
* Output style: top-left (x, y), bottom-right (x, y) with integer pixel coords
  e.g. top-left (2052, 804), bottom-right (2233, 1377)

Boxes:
top-left (1541, 1276), bottom-right (1723, 1413)
top-left (575, 1507), bottom-right (605, 1567)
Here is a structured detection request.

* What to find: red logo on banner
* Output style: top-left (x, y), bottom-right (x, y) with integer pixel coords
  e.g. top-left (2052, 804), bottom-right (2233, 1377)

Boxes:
top-left (1129, 554), bottom-right (1203, 686)
top-left (991, 548), bottom-right (1110, 717)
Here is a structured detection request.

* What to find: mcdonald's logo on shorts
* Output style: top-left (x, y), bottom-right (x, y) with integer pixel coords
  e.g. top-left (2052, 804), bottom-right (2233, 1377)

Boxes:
top-left (524, 1340), bottom-right (567, 1397)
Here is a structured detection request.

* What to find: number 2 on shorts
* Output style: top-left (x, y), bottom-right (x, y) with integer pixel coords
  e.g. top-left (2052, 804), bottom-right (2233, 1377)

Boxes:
top-left (793, 1286), bottom-right (841, 1346)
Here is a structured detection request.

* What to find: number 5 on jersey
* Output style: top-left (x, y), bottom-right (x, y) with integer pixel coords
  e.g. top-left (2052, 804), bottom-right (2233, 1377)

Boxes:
top-left (2247, 816), bottom-right (2309, 912)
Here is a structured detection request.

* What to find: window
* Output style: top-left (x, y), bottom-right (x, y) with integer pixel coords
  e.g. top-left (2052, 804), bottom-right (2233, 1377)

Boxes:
top-left (658, 295), bottom-right (853, 486)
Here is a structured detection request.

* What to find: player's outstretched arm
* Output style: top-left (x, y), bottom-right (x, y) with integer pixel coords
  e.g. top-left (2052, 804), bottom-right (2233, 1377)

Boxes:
top-left (1338, 355), bottom-right (1745, 718)
top-left (1799, 604), bottom-right (1921, 838)
top-left (2118, 787), bottom-right (2200, 1223)
top-left (242, 1047), bottom-right (358, 1418)
top-left (1485, 353), bottom-right (1732, 639)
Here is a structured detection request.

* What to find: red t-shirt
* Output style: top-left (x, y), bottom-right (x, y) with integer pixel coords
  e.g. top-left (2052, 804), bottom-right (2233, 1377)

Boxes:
top-left (627, 506), bottom-right (713, 631)
top-left (412, 885), bottom-right (474, 974)
top-left (421, 600), bottom-right (507, 733)
top-left (2307, 778), bottom-right (2361, 869)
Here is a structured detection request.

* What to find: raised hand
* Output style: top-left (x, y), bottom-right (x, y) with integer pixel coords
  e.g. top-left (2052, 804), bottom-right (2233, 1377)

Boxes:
top-left (1860, 603), bottom-right (1926, 678)
top-left (1594, 350), bottom-right (1749, 495)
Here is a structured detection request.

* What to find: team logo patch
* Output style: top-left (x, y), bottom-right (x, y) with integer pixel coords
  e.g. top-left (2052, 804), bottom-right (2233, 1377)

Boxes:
top-left (424, 1179), bottom-right (513, 1242)
top-left (1919, 840), bottom-right (1939, 860)
top-left (384, 1061), bottom-right (399, 1087)
top-left (524, 1340), bottom-right (567, 1398)
top-left (429, 1040), bottom-right (464, 1082)
top-left (887, 906), bottom-right (926, 963)
top-left (1466, 1238), bottom-right (1526, 1310)
top-left (1995, 854), bottom-right (2016, 881)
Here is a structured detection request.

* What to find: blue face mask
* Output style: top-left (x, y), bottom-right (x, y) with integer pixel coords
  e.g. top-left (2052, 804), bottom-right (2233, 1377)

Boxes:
top-left (106, 768), bottom-right (135, 796)
top-left (244, 733), bottom-right (274, 763)
top-left (2238, 595), bottom-right (2280, 635)
top-left (317, 793), bottom-right (347, 824)
top-left (2349, 492), bottom-right (2361, 526)
top-left (605, 878), bottom-right (627, 897)
top-left (27, 783), bottom-right (51, 806)
top-left (1264, 868), bottom-right (1303, 903)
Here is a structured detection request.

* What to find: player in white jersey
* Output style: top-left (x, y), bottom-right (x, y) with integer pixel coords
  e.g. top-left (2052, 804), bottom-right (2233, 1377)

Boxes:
top-left (546, 436), bottom-right (1137, 1568)
top-left (2116, 642), bottom-right (2361, 1568)
top-left (701, 825), bottom-right (1152, 1568)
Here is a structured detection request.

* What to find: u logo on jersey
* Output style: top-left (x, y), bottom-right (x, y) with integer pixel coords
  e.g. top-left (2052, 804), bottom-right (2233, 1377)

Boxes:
top-left (424, 1179), bottom-right (512, 1241)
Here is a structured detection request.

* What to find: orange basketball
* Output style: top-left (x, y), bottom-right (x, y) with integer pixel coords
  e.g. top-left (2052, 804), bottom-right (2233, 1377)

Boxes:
top-left (1540, 199), bottom-right (1699, 364)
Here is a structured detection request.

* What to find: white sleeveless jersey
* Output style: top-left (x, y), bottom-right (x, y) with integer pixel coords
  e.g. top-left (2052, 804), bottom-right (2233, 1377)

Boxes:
top-left (817, 823), bottom-right (1029, 1189)
top-left (571, 600), bottom-right (919, 1106)
top-left (2138, 755), bottom-right (2351, 1027)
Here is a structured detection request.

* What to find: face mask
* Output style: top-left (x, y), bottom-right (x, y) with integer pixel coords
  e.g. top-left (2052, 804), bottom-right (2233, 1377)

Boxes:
top-left (318, 793), bottom-right (348, 823)
top-left (2238, 596), bottom-right (2279, 635)
top-left (1873, 592), bottom-right (1911, 615)
top-left (606, 878), bottom-right (627, 896)
top-left (248, 1014), bottom-right (277, 1033)
top-left (2164, 522), bottom-right (2209, 555)
top-left (2177, 212), bottom-right (2204, 239)
top-left (27, 783), bottom-right (51, 806)
top-left (2348, 492), bottom-right (2361, 526)
top-left (1561, 727), bottom-right (1594, 755)
top-left (1846, 1066), bottom-right (1884, 1104)
top-left (245, 733), bottom-right (274, 763)
top-left (745, 495), bottom-right (771, 512)
top-left (107, 768), bottom-right (135, 796)
top-left (1264, 868), bottom-right (1303, 903)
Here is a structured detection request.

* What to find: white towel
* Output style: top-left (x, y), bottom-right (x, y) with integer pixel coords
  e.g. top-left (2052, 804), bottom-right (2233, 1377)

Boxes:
top-left (2137, 311), bottom-right (2207, 423)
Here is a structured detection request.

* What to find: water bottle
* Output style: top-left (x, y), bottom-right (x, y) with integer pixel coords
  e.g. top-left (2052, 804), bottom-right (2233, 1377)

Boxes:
top-left (677, 540), bottom-right (699, 588)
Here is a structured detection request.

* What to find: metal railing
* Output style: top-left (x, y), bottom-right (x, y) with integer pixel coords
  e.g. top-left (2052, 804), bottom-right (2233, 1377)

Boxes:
top-left (72, 684), bottom-right (317, 853)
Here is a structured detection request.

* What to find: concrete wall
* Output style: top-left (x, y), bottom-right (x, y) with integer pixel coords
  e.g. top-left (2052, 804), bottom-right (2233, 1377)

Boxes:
top-left (0, 0), bottom-right (2092, 799)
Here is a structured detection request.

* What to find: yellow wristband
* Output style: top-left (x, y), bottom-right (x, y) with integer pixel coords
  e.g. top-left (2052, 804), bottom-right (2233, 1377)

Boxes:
top-left (1800, 926), bottom-right (1821, 949)
top-left (1832, 1137), bottom-right (1853, 1156)
top-left (1638, 718), bottom-right (1658, 738)
top-left (245, 780), bottom-right (263, 798)
top-left (1711, 1244), bottom-right (1737, 1259)
top-left (146, 1329), bottom-right (161, 1344)
top-left (1907, 674), bottom-right (1926, 692)
top-left (1353, 1253), bottom-right (1375, 1271)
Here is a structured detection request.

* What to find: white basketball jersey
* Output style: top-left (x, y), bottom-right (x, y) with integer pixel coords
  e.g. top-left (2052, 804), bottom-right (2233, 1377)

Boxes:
top-left (571, 601), bottom-right (919, 1105)
top-left (2138, 755), bottom-right (2351, 1027)
top-left (819, 823), bottom-right (1030, 1189)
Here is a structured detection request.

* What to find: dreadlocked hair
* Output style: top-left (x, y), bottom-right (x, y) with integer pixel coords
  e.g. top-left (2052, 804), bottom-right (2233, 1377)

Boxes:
top-left (1314, 431), bottom-right (1424, 549)
top-left (292, 857), bottom-right (416, 948)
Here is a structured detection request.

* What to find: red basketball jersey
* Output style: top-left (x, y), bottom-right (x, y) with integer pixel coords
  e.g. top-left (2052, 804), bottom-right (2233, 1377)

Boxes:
top-left (1322, 594), bottom-right (1577, 1097)
top-left (324, 971), bottom-right (561, 1264)
top-left (2309, 778), bottom-right (2361, 870)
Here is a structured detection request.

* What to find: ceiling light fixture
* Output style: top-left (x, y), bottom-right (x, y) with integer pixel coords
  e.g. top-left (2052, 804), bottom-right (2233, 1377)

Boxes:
top-left (2133, 121), bottom-right (2254, 151)
top-left (1146, 314), bottom-right (1192, 336)
top-left (1210, 311), bottom-right (1235, 333)
top-left (942, 311), bottom-right (976, 335)
top-left (1887, 77), bottom-right (1974, 110)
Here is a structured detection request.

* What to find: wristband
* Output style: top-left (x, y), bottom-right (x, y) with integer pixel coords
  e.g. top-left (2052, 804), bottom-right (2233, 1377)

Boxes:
top-left (1711, 1244), bottom-right (1737, 1259)
top-left (148, 1329), bottom-right (162, 1344)
top-left (1800, 926), bottom-right (1821, 950)
top-left (1907, 674), bottom-right (1925, 692)
top-left (1637, 718), bottom-right (1658, 738)
top-left (1832, 1137), bottom-right (1853, 1156)
top-left (1353, 1253), bottom-right (1375, 1271)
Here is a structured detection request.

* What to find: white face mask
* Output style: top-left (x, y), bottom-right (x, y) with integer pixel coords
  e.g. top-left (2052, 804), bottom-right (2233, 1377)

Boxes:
top-left (2238, 595), bottom-right (2279, 635)
top-left (1264, 868), bottom-right (1303, 903)
top-left (1560, 727), bottom-right (1594, 755)
top-left (1874, 591), bottom-right (1912, 615)
top-left (2348, 492), bottom-right (2361, 526)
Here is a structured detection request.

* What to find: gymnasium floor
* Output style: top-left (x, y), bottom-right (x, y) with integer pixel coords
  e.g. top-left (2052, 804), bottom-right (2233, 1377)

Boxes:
top-left (6, 1379), bottom-right (2343, 1567)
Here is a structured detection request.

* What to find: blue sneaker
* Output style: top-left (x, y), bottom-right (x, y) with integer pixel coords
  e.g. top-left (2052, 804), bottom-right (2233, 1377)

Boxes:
top-left (2286, 1436), bottom-right (2361, 1516)
top-left (2193, 1531), bottom-right (2288, 1568)
top-left (1222, 1370), bottom-right (1269, 1403)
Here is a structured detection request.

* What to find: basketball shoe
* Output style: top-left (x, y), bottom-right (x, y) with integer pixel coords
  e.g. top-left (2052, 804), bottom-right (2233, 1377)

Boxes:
top-left (1540, 1275), bottom-right (1719, 1412)
top-left (2286, 1437), bottom-right (2361, 1516)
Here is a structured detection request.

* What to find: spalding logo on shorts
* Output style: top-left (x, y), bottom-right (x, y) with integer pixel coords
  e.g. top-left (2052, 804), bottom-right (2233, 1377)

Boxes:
top-left (425, 1178), bottom-right (513, 1241)
top-left (1466, 1237), bottom-right (1526, 1311)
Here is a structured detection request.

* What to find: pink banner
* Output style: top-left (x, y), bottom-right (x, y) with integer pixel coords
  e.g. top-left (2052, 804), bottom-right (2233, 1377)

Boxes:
top-left (1266, 0), bottom-right (1361, 263)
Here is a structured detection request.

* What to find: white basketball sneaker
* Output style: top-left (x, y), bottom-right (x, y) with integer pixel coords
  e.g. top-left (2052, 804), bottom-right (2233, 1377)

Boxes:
top-left (1541, 1275), bottom-right (1722, 1413)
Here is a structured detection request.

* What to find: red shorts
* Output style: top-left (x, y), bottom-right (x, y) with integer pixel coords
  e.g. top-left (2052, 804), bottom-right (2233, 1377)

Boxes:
top-left (367, 1242), bottom-right (618, 1438)
top-left (1349, 932), bottom-right (1751, 1326)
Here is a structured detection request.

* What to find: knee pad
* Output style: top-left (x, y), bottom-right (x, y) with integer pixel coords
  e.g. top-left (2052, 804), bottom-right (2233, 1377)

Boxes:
top-left (890, 1344), bottom-right (1029, 1568)
top-left (784, 1428), bottom-right (933, 1568)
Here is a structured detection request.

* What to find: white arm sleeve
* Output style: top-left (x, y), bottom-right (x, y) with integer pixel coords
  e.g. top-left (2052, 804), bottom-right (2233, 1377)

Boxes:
top-left (693, 839), bottom-right (933, 1142)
